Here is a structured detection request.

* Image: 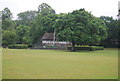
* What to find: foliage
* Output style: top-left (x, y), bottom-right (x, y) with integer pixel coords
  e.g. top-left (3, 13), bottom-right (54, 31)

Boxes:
top-left (2, 19), bottom-right (15, 30)
top-left (38, 14), bottom-right (57, 33)
top-left (100, 16), bottom-right (118, 39)
top-left (2, 30), bottom-right (17, 47)
top-left (30, 14), bottom-right (45, 44)
top-left (22, 36), bottom-right (32, 46)
top-left (38, 3), bottom-right (55, 16)
top-left (55, 9), bottom-right (108, 51)
top-left (67, 46), bottom-right (104, 51)
top-left (2, 4), bottom-right (115, 49)
top-left (2, 8), bottom-right (17, 47)
top-left (29, 3), bottom-right (57, 45)
top-left (8, 44), bottom-right (28, 49)
top-left (90, 46), bottom-right (104, 51)
top-left (17, 10), bottom-right (37, 25)
top-left (2, 7), bottom-right (15, 31)
top-left (100, 16), bottom-right (118, 47)
top-left (16, 25), bottom-right (32, 45)
top-left (2, 7), bottom-right (12, 20)
top-left (30, 14), bottom-right (57, 45)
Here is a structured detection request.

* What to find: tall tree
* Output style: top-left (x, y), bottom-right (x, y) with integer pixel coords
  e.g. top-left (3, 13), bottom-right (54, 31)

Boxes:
top-left (30, 3), bottom-right (56, 45)
top-left (17, 10), bottom-right (37, 25)
top-left (55, 9), bottom-right (108, 51)
top-left (100, 16), bottom-right (118, 47)
top-left (2, 7), bottom-right (15, 30)
top-left (30, 14), bottom-right (45, 45)
top-left (38, 3), bottom-right (55, 16)
top-left (2, 7), bottom-right (12, 20)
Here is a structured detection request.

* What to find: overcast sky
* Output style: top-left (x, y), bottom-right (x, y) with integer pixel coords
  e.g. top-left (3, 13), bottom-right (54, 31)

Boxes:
top-left (0, 0), bottom-right (119, 19)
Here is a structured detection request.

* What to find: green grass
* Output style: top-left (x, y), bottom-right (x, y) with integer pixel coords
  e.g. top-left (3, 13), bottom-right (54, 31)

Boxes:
top-left (2, 48), bottom-right (118, 79)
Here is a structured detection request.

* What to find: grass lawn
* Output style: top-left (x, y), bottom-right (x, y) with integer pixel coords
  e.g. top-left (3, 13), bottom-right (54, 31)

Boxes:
top-left (2, 48), bottom-right (118, 79)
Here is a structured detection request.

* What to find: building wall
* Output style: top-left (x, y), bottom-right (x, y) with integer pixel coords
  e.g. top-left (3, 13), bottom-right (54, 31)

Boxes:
top-left (42, 40), bottom-right (71, 45)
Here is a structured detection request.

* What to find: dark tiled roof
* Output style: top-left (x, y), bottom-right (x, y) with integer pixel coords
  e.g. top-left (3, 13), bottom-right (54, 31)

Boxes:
top-left (42, 33), bottom-right (54, 40)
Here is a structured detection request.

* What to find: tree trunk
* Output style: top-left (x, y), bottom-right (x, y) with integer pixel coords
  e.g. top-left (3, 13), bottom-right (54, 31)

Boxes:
top-left (71, 41), bottom-right (76, 52)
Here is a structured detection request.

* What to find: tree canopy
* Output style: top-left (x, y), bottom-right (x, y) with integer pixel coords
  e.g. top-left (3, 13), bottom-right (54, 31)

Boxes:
top-left (16, 25), bottom-right (32, 45)
top-left (2, 30), bottom-right (17, 47)
top-left (2, 7), bottom-right (15, 30)
top-left (2, 3), bottom-right (116, 49)
top-left (55, 9), bottom-right (108, 51)
top-left (100, 16), bottom-right (118, 47)
top-left (38, 3), bottom-right (55, 16)
top-left (2, 7), bottom-right (12, 20)
top-left (17, 10), bottom-right (37, 25)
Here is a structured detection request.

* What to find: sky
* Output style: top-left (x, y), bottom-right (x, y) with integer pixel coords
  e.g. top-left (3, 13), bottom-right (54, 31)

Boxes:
top-left (0, 0), bottom-right (119, 19)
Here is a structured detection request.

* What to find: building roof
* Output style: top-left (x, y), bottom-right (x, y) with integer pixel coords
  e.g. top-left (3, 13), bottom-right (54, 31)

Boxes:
top-left (42, 33), bottom-right (54, 40)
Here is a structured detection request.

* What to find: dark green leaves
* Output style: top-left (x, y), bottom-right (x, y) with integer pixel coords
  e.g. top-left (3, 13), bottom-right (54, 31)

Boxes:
top-left (55, 9), bottom-right (108, 46)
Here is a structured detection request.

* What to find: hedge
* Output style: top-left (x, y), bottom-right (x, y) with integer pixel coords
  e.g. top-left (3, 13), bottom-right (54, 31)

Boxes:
top-left (8, 44), bottom-right (28, 49)
top-left (91, 46), bottom-right (104, 51)
top-left (67, 46), bottom-right (104, 51)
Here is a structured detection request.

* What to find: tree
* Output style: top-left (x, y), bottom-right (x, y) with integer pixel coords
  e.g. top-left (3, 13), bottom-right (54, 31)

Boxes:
top-left (38, 3), bottom-right (55, 16)
top-left (2, 8), bottom-right (17, 47)
top-left (2, 30), bottom-right (17, 47)
top-left (100, 16), bottom-right (118, 47)
top-left (2, 7), bottom-right (12, 20)
top-left (55, 9), bottom-right (108, 51)
top-left (30, 3), bottom-right (57, 45)
top-left (39, 14), bottom-right (57, 33)
top-left (2, 7), bottom-right (15, 30)
top-left (30, 14), bottom-right (45, 45)
top-left (16, 25), bottom-right (32, 45)
top-left (17, 10), bottom-right (37, 25)
top-left (30, 14), bottom-right (57, 45)
top-left (2, 19), bottom-right (15, 30)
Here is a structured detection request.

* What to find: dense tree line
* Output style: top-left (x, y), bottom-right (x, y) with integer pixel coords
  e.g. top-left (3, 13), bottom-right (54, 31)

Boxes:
top-left (100, 16), bottom-right (118, 47)
top-left (55, 9), bottom-right (108, 49)
top-left (2, 3), bottom-right (118, 48)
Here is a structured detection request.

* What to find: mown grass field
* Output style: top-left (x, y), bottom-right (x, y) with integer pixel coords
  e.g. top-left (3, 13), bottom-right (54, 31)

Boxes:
top-left (2, 48), bottom-right (118, 79)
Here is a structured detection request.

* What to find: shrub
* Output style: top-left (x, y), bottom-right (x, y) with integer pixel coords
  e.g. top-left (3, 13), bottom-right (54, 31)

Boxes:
top-left (8, 44), bottom-right (28, 49)
top-left (67, 46), bottom-right (104, 51)
top-left (90, 46), bottom-right (104, 51)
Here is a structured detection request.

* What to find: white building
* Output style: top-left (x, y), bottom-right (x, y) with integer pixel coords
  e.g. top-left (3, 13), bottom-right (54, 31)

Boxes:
top-left (42, 33), bottom-right (71, 47)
